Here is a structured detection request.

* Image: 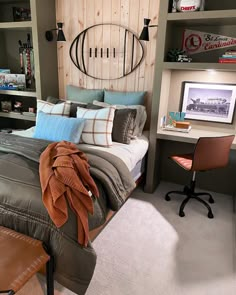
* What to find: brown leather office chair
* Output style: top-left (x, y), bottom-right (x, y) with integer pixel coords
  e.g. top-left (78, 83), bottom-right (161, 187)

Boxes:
top-left (165, 135), bottom-right (235, 219)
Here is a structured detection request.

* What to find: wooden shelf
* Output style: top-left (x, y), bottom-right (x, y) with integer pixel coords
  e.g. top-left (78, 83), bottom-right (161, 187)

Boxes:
top-left (167, 10), bottom-right (236, 26)
top-left (0, 112), bottom-right (36, 121)
top-left (163, 62), bottom-right (236, 71)
top-left (0, 89), bottom-right (37, 97)
top-left (0, 21), bottom-right (32, 29)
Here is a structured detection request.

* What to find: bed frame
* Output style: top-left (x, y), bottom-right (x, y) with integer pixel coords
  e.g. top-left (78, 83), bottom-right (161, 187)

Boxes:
top-left (89, 175), bottom-right (144, 241)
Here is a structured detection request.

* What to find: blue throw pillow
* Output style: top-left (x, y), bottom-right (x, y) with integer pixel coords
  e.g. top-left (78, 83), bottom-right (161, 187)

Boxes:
top-left (67, 85), bottom-right (104, 103)
top-left (104, 90), bottom-right (146, 106)
top-left (33, 111), bottom-right (85, 143)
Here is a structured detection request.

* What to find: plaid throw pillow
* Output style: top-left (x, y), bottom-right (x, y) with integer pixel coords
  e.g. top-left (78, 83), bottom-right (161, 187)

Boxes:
top-left (37, 100), bottom-right (71, 116)
top-left (76, 106), bottom-right (116, 147)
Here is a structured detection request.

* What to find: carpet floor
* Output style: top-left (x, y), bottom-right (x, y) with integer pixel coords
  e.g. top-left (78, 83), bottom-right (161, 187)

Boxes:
top-left (18, 181), bottom-right (236, 295)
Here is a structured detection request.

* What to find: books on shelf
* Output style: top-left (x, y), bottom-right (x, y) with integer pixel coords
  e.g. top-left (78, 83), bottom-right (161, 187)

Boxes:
top-left (219, 50), bottom-right (236, 63)
top-left (162, 124), bottom-right (192, 133)
top-left (219, 58), bottom-right (236, 63)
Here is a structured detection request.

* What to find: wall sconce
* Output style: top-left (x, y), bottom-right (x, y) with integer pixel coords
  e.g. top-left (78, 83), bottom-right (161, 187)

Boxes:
top-left (139, 18), bottom-right (158, 41)
top-left (45, 22), bottom-right (66, 42)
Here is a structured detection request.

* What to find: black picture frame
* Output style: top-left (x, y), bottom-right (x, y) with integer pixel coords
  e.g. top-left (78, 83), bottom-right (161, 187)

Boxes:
top-left (180, 81), bottom-right (236, 124)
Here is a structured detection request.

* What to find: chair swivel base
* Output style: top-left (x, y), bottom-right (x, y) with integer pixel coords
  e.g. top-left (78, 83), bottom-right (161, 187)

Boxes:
top-left (165, 185), bottom-right (214, 219)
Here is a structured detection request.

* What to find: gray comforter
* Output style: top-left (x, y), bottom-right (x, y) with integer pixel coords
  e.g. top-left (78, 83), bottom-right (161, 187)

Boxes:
top-left (0, 133), bottom-right (136, 294)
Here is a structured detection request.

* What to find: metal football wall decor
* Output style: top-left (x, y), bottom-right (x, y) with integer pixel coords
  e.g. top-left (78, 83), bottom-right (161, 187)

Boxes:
top-left (69, 24), bottom-right (144, 80)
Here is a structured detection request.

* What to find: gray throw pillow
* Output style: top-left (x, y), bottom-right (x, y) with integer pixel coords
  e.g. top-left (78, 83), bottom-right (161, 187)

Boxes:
top-left (70, 102), bottom-right (87, 117)
top-left (46, 96), bottom-right (64, 104)
top-left (112, 109), bottom-right (137, 144)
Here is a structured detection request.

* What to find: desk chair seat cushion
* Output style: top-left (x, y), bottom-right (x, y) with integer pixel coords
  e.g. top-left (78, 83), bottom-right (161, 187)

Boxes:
top-left (171, 153), bottom-right (193, 171)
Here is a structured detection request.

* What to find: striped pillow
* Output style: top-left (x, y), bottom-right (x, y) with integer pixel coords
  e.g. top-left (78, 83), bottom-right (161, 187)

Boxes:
top-left (76, 106), bottom-right (115, 147)
top-left (37, 99), bottom-right (71, 116)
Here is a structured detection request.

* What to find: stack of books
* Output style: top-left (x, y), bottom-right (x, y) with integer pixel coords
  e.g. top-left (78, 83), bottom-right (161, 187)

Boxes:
top-left (219, 50), bottom-right (236, 63)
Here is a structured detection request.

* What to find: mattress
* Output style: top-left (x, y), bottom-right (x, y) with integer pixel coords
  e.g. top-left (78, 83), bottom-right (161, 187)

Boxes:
top-left (12, 127), bottom-right (149, 176)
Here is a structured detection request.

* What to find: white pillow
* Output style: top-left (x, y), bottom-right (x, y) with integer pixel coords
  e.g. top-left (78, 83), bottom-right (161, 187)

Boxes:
top-left (93, 100), bottom-right (147, 137)
top-left (37, 99), bottom-right (71, 116)
top-left (76, 106), bottom-right (116, 147)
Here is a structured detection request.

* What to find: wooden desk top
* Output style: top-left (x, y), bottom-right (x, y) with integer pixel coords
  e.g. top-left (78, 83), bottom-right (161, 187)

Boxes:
top-left (157, 127), bottom-right (236, 150)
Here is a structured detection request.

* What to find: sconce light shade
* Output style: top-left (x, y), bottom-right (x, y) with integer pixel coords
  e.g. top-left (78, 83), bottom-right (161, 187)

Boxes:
top-left (45, 22), bottom-right (66, 42)
top-left (139, 18), bottom-right (151, 41)
top-left (57, 22), bottom-right (66, 41)
top-left (139, 18), bottom-right (158, 41)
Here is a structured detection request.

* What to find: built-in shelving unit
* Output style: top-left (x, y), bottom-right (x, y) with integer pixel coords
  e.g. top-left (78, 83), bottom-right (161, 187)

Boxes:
top-left (0, 89), bottom-right (36, 96)
top-left (144, 0), bottom-right (236, 193)
top-left (0, 21), bottom-right (32, 29)
top-left (0, 111), bottom-right (35, 121)
top-left (163, 62), bottom-right (236, 71)
top-left (0, 0), bottom-right (59, 130)
top-left (167, 10), bottom-right (236, 26)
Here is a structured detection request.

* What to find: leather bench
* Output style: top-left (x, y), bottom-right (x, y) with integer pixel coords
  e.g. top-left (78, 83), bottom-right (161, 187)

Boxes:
top-left (0, 226), bottom-right (54, 295)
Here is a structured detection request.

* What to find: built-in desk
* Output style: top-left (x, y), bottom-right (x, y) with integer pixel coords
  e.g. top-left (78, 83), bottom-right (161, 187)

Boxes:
top-left (155, 127), bottom-right (236, 195)
top-left (157, 128), bottom-right (236, 150)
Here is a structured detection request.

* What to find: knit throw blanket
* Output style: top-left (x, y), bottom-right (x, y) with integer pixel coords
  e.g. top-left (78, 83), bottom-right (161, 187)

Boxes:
top-left (40, 141), bottom-right (99, 247)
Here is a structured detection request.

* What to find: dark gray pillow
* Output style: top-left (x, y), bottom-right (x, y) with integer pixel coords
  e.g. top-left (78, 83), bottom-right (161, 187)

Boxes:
top-left (70, 102), bottom-right (87, 117)
top-left (112, 109), bottom-right (137, 144)
top-left (46, 96), bottom-right (64, 104)
top-left (86, 103), bottom-right (137, 144)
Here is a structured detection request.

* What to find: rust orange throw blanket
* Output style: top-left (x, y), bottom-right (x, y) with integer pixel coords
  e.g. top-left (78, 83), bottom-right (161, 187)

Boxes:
top-left (39, 141), bottom-right (99, 247)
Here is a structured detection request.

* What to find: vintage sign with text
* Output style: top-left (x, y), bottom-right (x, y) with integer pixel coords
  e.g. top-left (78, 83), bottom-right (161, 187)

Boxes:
top-left (182, 29), bottom-right (236, 55)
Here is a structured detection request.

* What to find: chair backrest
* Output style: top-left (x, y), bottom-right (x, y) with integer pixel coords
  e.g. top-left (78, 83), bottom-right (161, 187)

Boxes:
top-left (191, 135), bottom-right (235, 171)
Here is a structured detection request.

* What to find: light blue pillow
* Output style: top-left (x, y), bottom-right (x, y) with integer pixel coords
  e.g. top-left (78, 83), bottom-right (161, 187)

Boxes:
top-left (66, 85), bottom-right (104, 103)
top-left (33, 111), bottom-right (85, 143)
top-left (104, 90), bottom-right (146, 106)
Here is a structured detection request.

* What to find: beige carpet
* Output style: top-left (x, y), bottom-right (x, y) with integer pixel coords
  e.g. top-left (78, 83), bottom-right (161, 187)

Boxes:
top-left (18, 182), bottom-right (236, 295)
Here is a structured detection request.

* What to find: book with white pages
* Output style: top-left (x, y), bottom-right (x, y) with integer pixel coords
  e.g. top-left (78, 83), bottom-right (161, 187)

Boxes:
top-left (162, 124), bottom-right (192, 133)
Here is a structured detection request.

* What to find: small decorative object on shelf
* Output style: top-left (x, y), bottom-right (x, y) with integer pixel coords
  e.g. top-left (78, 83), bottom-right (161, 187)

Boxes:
top-left (219, 49), bottom-right (236, 63)
top-left (172, 0), bottom-right (204, 12)
top-left (167, 49), bottom-right (185, 61)
top-left (177, 54), bottom-right (192, 62)
top-left (167, 49), bottom-right (192, 62)
top-left (1, 101), bottom-right (12, 113)
top-left (12, 7), bottom-right (31, 21)
top-left (13, 101), bottom-right (23, 113)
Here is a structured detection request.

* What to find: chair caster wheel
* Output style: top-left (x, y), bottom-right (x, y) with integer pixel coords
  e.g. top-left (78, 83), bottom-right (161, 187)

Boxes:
top-left (165, 195), bottom-right (171, 201)
top-left (208, 211), bottom-right (214, 219)
top-left (179, 211), bottom-right (185, 217)
top-left (209, 197), bottom-right (214, 204)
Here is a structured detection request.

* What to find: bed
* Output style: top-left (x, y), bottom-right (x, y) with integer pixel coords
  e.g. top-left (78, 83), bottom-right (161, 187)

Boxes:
top-left (0, 89), bottom-right (149, 294)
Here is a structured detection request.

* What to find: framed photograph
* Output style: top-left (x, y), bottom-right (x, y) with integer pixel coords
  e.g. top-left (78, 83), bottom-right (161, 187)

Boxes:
top-left (180, 81), bottom-right (236, 124)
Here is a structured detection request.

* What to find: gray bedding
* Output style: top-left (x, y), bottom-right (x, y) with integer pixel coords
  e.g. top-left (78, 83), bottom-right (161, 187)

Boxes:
top-left (0, 133), bottom-right (136, 294)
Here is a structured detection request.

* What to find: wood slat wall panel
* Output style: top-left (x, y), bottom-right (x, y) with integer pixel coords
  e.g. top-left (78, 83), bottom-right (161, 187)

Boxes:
top-left (56, 0), bottom-right (159, 119)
